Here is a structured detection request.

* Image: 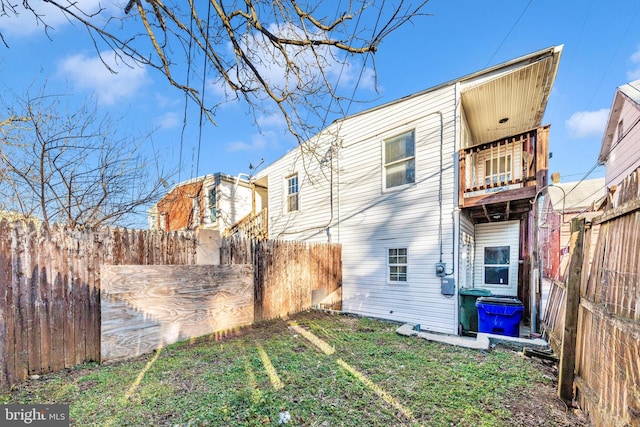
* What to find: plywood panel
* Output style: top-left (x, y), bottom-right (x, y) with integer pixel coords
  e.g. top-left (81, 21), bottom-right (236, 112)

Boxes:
top-left (101, 264), bottom-right (254, 362)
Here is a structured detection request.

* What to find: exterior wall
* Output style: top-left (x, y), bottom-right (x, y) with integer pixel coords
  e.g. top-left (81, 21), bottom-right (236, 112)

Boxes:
top-left (605, 98), bottom-right (640, 190)
top-left (215, 178), bottom-right (259, 231)
top-left (156, 181), bottom-right (203, 231)
top-left (259, 84), bottom-right (459, 334)
top-left (473, 221), bottom-right (520, 296)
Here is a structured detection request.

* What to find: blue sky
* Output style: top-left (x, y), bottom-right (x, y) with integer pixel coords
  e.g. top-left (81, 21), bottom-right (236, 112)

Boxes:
top-left (1, 1), bottom-right (640, 213)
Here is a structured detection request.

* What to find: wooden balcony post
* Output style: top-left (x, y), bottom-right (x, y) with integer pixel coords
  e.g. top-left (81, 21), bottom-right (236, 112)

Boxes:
top-left (535, 126), bottom-right (550, 191)
top-left (458, 151), bottom-right (466, 207)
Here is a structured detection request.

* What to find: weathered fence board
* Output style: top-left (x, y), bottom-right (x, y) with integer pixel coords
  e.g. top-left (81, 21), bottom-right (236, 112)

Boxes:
top-left (543, 166), bottom-right (640, 426)
top-left (220, 236), bottom-right (343, 322)
top-left (101, 264), bottom-right (254, 362)
top-left (0, 223), bottom-right (198, 390)
top-left (1, 223), bottom-right (342, 388)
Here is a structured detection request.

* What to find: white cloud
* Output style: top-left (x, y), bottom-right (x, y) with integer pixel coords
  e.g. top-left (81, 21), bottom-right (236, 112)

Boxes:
top-left (627, 45), bottom-right (640, 81)
top-left (155, 112), bottom-right (180, 130)
top-left (332, 60), bottom-right (378, 93)
top-left (565, 109), bottom-right (609, 139)
top-left (57, 51), bottom-right (150, 105)
top-left (256, 112), bottom-right (287, 129)
top-left (154, 93), bottom-right (181, 109)
top-left (226, 134), bottom-right (269, 153)
top-left (0, 0), bottom-right (119, 38)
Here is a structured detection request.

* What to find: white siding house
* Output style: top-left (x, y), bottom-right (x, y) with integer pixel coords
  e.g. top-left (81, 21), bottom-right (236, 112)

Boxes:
top-left (255, 46), bottom-right (563, 335)
top-left (598, 79), bottom-right (640, 200)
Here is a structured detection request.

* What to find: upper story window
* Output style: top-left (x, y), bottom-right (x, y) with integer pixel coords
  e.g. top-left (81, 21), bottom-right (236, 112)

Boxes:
top-left (485, 153), bottom-right (512, 186)
top-left (287, 174), bottom-right (299, 212)
top-left (617, 119), bottom-right (624, 141)
top-left (384, 130), bottom-right (415, 189)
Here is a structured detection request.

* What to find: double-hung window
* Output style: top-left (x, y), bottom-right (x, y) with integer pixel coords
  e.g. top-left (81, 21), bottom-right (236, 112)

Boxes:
top-left (388, 248), bottom-right (408, 283)
top-left (287, 174), bottom-right (299, 212)
top-left (384, 130), bottom-right (415, 189)
top-left (485, 154), bottom-right (512, 186)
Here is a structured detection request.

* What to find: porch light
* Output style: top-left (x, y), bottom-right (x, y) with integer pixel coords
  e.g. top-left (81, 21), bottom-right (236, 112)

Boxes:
top-left (499, 117), bottom-right (509, 124)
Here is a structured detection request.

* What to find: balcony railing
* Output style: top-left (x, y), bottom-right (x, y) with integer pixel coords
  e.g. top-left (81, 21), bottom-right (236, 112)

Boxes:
top-left (223, 207), bottom-right (268, 240)
top-left (459, 126), bottom-right (548, 207)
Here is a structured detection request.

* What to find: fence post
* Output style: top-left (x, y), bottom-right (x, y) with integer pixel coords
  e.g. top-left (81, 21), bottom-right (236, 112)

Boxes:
top-left (558, 217), bottom-right (585, 403)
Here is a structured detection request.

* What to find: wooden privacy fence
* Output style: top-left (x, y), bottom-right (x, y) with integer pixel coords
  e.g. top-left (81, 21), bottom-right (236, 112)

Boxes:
top-left (543, 168), bottom-right (640, 427)
top-left (0, 226), bottom-right (342, 389)
top-left (220, 236), bottom-right (343, 321)
top-left (0, 222), bottom-right (197, 389)
top-left (101, 237), bottom-right (342, 362)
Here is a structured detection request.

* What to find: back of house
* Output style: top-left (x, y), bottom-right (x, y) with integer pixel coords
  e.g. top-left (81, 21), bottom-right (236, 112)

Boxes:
top-left (255, 45), bottom-right (563, 335)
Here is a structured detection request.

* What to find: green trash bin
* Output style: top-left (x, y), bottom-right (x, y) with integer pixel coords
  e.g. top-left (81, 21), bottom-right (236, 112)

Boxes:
top-left (459, 288), bottom-right (492, 335)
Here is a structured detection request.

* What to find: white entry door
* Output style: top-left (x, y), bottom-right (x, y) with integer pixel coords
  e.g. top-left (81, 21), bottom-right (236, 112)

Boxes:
top-left (474, 221), bottom-right (520, 296)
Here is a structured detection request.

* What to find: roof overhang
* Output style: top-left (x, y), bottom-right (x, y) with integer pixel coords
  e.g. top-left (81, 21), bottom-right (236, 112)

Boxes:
top-left (460, 45), bottom-right (563, 145)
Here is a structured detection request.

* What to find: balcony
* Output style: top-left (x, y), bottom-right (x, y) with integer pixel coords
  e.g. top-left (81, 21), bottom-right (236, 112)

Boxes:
top-left (223, 207), bottom-right (268, 240)
top-left (459, 126), bottom-right (549, 220)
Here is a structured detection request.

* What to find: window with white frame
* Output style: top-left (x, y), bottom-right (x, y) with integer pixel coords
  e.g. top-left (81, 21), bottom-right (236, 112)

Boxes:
top-left (484, 246), bottom-right (510, 286)
top-left (287, 174), bottom-right (299, 212)
top-left (388, 248), bottom-right (408, 283)
top-left (384, 130), bottom-right (415, 189)
top-left (484, 154), bottom-right (512, 186)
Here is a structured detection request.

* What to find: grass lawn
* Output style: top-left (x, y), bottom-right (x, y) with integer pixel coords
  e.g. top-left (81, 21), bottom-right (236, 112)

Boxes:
top-left (1, 311), bottom-right (589, 426)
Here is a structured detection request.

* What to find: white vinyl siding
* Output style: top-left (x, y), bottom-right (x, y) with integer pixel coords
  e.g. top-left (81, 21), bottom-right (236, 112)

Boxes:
top-left (259, 83), bottom-right (458, 334)
top-left (474, 221), bottom-right (520, 296)
top-left (605, 100), bottom-right (640, 189)
top-left (216, 178), bottom-right (257, 232)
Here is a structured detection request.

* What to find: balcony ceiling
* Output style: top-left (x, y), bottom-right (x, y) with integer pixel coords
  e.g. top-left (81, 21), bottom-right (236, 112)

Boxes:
top-left (461, 48), bottom-right (562, 146)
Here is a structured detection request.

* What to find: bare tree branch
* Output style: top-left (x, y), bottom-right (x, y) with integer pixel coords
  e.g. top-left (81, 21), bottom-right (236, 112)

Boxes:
top-left (1, 0), bottom-right (431, 142)
top-left (0, 87), bottom-right (174, 228)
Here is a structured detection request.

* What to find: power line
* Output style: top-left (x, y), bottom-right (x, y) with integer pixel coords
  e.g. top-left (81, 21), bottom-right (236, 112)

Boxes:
top-left (179, 6), bottom-right (196, 184)
top-left (561, 161), bottom-right (601, 200)
top-left (485, 0), bottom-right (533, 67)
top-left (571, 1), bottom-right (640, 132)
top-left (195, 0), bottom-right (213, 180)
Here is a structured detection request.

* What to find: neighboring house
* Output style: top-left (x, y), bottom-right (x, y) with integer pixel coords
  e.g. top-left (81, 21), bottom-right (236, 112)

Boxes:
top-left (598, 78), bottom-right (640, 205)
top-left (539, 178), bottom-right (605, 280)
top-left (149, 173), bottom-right (267, 234)
top-left (249, 45), bottom-right (563, 335)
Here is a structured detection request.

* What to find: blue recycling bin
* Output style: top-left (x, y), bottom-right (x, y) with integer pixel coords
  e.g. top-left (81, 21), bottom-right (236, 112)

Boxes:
top-left (476, 296), bottom-right (524, 337)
